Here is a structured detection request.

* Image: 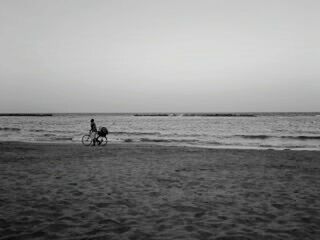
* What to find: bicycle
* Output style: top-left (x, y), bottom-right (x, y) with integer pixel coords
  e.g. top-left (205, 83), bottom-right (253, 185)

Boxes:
top-left (82, 131), bottom-right (108, 146)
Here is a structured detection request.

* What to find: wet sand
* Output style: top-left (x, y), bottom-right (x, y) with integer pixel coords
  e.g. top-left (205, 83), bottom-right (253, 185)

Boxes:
top-left (0, 142), bottom-right (319, 240)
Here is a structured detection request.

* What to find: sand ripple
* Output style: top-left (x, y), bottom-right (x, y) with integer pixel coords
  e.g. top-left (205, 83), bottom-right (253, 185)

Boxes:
top-left (0, 143), bottom-right (319, 239)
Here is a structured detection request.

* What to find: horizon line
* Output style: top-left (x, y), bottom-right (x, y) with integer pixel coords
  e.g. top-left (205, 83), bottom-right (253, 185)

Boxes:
top-left (1, 111), bottom-right (320, 114)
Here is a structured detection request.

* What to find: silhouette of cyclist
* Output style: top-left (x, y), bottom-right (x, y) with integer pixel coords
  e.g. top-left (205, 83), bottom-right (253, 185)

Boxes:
top-left (90, 119), bottom-right (99, 146)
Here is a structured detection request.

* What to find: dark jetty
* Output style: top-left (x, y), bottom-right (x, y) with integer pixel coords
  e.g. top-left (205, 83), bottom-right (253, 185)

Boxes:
top-left (0, 113), bottom-right (53, 117)
top-left (134, 113), bottom-right (177, 117)
top-left (183, 113), bottom-right (256, 117)
top-left (134, 113), bottom-right (255, 117)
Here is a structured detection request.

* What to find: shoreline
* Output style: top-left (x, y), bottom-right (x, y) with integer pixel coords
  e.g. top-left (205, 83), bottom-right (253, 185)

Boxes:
top-left (1, 140), bottom-right (320, 152)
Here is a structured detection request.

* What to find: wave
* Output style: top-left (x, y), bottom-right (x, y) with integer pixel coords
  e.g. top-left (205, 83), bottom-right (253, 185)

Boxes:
top-left (281, 136), bottom-right (320, 140)
top-left (52, 137), bottom-right (73, 141)
top-left (295, 130), bottom-right (320, 134)
top-left (236, 134), bottom-right (320, 140)
top-left (235, 135), bottom-right (270, 139)
top-left (140, 138), bottom-right (196, 143)
top-left (112, 131), bottom-right (160, 136)
top-left (259, 144), bottom-right (275, 148)
top-left (30, 129), bottom-right (45, 132)
top-left (0, 127), bottom-right (21, 131)
top-left (30, 129), bottom-right (75, 133)
top-left (161, 133), bottom-right (206, 138)
top-left (259, 144), bottom-right (310, 149)
top-left (44, 133), bottom-right (56, 137)
top-left (206, 140), bottom-right (224, 145)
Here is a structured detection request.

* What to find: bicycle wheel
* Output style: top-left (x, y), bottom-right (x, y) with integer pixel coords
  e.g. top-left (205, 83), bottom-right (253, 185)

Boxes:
top-left (82, 134), bottom-right (92, 146)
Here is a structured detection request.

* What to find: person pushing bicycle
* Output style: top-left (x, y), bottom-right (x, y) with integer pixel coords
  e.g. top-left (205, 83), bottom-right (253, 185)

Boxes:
top-left (82, 119), bottom-right (109, 146)
top-left (90, 119), bottom-right (99, 146)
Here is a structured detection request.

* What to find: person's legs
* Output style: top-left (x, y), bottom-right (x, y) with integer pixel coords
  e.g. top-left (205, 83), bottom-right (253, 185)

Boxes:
top-left (91, 132), bottom-right (97, 146)
top-left (96, 132), bottom-right (101, 145)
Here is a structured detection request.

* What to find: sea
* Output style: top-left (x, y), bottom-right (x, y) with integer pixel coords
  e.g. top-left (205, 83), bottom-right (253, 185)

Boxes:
top-left (0, 112), bottom-right (320, 150)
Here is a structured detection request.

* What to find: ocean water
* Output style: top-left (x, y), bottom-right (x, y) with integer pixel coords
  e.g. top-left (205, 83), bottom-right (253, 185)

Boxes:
top-left (0, 113), bottom-right (320, 150)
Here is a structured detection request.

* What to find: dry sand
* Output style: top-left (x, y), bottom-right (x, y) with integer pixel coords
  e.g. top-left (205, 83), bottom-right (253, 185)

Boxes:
top-left (0, 142), bottom-right (319, 240)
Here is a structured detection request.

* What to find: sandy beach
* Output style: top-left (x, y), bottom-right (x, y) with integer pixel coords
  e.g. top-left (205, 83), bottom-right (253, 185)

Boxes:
top-left (0, 142), bottom-right (319, 240)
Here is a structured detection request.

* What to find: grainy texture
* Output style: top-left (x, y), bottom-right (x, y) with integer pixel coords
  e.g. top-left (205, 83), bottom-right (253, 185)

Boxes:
top-left (0, 142), bottom-right (319, 240)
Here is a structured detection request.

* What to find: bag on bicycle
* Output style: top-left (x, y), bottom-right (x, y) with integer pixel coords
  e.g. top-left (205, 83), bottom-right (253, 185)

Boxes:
top-left (98, 127), bottom-right (108, 137)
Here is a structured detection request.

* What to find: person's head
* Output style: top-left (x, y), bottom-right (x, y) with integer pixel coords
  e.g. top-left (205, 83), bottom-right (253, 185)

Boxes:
top-left (91, 119), bottom-right (94, 123)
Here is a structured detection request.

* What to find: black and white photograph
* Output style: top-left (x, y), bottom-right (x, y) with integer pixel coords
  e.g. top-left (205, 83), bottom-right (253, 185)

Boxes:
top-left (0, 0), bottom-right (319, 239)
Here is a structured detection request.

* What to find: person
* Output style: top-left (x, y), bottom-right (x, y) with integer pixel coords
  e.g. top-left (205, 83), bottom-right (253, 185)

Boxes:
top-left (90, 119), bottom-right (99, 146)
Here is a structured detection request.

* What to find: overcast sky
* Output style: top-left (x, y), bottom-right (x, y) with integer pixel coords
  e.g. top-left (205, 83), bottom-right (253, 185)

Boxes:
top-left (0, 0), bottom-right (319, 113)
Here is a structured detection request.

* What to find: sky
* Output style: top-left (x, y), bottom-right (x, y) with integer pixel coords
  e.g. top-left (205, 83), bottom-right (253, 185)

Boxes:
top-left (0, 0), bottom-right (319, 113)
